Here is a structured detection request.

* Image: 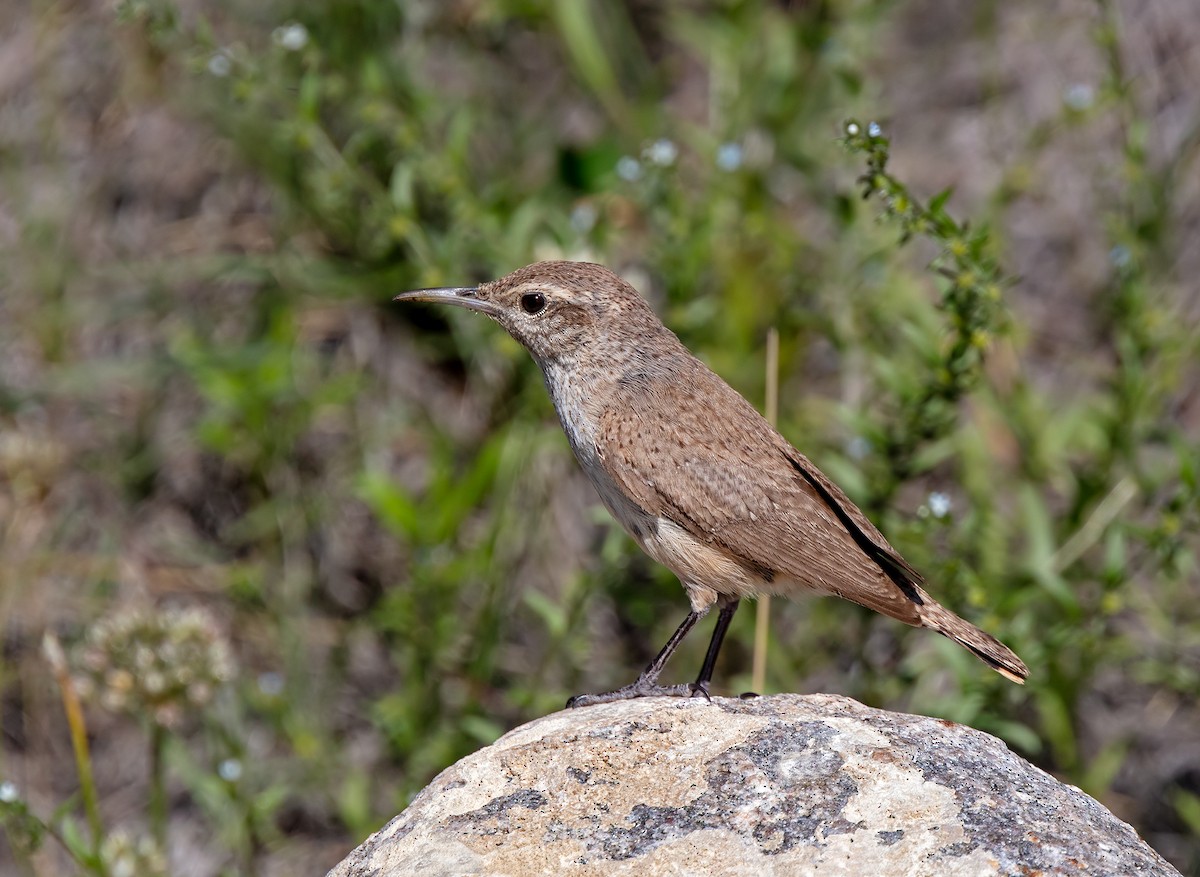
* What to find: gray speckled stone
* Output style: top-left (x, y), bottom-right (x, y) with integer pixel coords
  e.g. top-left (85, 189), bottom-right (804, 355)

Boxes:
top-left (328, 694), bottom-right (1179, 877)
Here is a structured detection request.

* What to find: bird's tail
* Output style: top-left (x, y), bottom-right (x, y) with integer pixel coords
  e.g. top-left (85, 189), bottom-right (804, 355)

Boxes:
top-left (916, 591), bottom-right (1028, 684)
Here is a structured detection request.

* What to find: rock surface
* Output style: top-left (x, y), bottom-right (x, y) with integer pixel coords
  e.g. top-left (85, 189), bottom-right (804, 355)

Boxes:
top-left (329, 694), bottom-right (1179, 876)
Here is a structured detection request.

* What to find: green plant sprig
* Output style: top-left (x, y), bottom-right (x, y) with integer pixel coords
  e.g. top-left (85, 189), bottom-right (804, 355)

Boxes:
top-left (842, 119), bottom-right (1012, 494)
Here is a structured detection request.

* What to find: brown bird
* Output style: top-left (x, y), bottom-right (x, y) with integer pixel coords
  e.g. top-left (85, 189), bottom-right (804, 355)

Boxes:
top-left (395, 261), bottom-right (1028, 706)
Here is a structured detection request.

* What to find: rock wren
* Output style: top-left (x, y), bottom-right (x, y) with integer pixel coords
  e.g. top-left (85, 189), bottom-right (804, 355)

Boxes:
top-left (396, 261), bottom-right (1028, 706)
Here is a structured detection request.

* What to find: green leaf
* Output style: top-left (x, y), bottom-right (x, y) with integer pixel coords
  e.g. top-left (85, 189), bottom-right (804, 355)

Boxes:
top-left (1019, 485), bottom-right (1077, 610)
top-left (389, 163), bottom-right (415, 212)
top-left (928, 186), bottom-right (955, 216)
top-left (460, 715), bottom-right (504, 746)
top-left (553, 0), bottom-right (625, 121)
top-left (1035, 687), bottom-right (1078, 771)
top-left (1172, 789), bottom-right (1200, 836)
top-left (432, 435), bottom-right (504, 542)
top-left (1080, 736), bottom-right (1130, 798)
top-left (987, 719), bottom-right (1043, 755)
top-left (524, 590), bottom-right (568, 638)
top-left (358, 471), bottom-right (421, 541)
top-left (58, 815), bottom-right (100, 868)
top-left (337, 769), bottom-right (374, 840)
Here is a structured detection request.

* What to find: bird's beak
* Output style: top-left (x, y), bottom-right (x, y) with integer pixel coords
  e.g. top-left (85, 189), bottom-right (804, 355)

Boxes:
top-left (393, 286), bottom-right (500, 317)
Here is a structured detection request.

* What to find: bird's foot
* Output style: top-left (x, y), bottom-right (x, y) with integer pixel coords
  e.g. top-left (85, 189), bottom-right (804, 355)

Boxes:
top-left (567, 680), bottom-right (711, 708)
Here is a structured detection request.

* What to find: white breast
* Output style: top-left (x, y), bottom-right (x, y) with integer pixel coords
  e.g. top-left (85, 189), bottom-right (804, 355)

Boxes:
top-left (540, 359), bottom-right (777, 614)
top-left (541, 359), bottom-right (659, 546)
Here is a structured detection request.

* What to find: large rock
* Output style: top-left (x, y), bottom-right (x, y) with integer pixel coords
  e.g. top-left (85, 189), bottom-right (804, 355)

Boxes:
top-left (329, 694), bottom-right (1178, 876)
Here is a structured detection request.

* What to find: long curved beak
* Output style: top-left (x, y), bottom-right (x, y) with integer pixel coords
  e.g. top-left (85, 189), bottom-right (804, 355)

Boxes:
top-left (393, 286), bottom-right (499, 317)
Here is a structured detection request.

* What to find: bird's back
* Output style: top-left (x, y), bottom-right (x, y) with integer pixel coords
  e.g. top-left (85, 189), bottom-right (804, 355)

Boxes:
top-left (589, 350), bottom-right (922, 623)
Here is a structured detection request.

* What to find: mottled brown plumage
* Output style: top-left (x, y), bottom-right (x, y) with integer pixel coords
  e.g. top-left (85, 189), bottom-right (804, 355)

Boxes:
top-left (395, 261), bottom-right (1028, 705)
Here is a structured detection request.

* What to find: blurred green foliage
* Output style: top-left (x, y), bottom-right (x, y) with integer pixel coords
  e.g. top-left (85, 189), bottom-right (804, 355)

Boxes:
top-left (2, 0), bottom-right (1198, 874)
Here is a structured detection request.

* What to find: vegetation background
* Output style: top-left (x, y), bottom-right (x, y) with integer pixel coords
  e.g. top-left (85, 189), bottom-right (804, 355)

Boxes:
top-left (1, 0), bottom-right (1198, 874)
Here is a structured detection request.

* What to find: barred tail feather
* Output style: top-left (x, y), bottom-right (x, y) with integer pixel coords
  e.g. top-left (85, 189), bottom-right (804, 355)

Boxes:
top-left (917, 595), bottom-right (1028, 684)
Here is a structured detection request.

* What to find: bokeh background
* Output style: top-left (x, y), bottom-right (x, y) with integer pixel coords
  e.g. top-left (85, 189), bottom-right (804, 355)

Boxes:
top-left (2, 0), bottom-right (1199, 874)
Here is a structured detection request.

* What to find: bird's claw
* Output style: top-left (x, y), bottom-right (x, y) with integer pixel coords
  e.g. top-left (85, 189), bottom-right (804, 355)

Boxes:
top-left (566, 680), bottom-right (700, 708)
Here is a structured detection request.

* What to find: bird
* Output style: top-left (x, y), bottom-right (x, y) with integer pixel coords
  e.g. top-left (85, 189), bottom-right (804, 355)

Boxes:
top-left (395, 261), bottom-right (1028, 706)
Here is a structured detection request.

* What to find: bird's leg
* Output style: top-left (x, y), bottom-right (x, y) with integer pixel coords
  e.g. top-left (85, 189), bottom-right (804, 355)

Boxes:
top-left (567, 599), bottom-right (741, 708)
top-left (690, 597), bottom-right (740, 700)
top-left (566, 609), bottom-right (703, 708)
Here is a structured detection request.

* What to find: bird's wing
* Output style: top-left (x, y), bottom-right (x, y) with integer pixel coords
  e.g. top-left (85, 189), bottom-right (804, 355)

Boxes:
top-left (595, 366), bottom-right (924, 625)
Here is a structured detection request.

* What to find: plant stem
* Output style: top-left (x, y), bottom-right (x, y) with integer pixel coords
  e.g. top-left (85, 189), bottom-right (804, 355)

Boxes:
top-left (751, 328), bottom-right (780, 695)
top-left (149, 721), bottom-right (169, 868)
top-left (43, 634), bottom-right (105, 865)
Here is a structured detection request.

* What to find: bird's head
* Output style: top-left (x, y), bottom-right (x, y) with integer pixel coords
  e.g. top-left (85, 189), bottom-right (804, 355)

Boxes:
top-left (394, 261), bottom-right (661, 365)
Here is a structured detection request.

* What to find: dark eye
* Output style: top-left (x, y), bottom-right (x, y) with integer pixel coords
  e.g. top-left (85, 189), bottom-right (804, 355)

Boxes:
top-left (521, 292), bottom-right (547, 315)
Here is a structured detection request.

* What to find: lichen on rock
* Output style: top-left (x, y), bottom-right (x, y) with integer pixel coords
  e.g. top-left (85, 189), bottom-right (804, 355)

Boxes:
top-left (329, 694), bottom-right (1180, 877)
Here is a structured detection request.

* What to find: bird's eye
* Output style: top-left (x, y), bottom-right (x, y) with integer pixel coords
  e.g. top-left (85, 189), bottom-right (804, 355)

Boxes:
top-left (520, 292), bottom-right (547, 315)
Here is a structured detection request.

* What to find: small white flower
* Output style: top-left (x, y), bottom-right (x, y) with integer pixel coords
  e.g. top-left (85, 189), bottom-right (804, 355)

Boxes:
top-left (218, 759), bottom-right (243, 782)
top-left (716, 142), bottom-right (743, 172)
top-left (928, 492), bottom-right (952, 518)
top-left (570, 202), bottom-right (598, 234)
top-left (189, 681), bottom-right (214, 705)
top-left (153, 703), bottom-right (182, 728)
top-left (207, 52), bottom-right (232, 77)
top-left (101, 689), bottom-right (128, 711)
top-left (867, 121), bottom-right (882, 138)
top-left (643, 138), bottom-right (678, 167)
top-left (616, 156), bottom-right (643, 182)
top-left (257, 671), bottom-right (284, 696)
top-left (135, 645), bottom-right (154, 669)
top-left (0, 781), bottom-right (18, 802)
top-left (273, 22), bottom-right (309, 51)
top-left (845, 122), bottom-right (860, 136)
top-left (101, 830), bottom-right (165, 877)
top-left (845, 436), bottom-right (871, 461)
top-left (1063, 83), bottom-right (1094, 111)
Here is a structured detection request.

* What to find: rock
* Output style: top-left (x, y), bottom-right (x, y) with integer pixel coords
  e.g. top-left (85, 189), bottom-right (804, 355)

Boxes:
top-left (328, 694), bottom-right (1179, 877)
